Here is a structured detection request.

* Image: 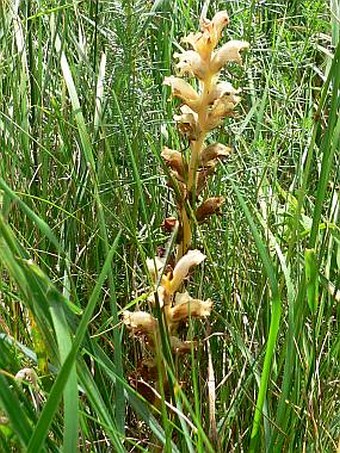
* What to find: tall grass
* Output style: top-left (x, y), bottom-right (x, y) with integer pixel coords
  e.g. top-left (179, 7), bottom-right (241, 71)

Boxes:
top-left (0, 0), bottom-right (339, 451)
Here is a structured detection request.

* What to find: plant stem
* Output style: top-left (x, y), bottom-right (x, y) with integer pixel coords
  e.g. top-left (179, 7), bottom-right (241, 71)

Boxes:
top-left (178, 74), bottom-right (213, 258)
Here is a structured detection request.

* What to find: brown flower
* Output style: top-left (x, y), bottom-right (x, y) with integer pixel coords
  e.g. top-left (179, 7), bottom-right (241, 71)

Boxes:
top-left (161, 146), bottom-right (185, 178)
top-left (174, 105), bottom-right (199, 140)
top-left (170, 336), bottom-right (198, 355)
top-left (200, 143), bottom-right (232, 166)
top-left (196, 197), bottom-right (225, 222)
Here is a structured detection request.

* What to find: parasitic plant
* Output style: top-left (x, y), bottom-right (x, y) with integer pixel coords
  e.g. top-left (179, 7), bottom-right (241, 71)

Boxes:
top-left (123, 9), bottom-right (248, 409)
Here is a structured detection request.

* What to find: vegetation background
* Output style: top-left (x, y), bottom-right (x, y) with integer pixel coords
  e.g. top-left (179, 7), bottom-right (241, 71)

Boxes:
top-left (0, 0), bottom-right (339, 451)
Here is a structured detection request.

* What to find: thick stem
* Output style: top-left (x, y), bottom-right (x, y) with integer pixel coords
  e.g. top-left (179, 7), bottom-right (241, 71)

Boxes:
top-left (177, 73), bottom-right (214, 258)
top-left (178, 205), bottom-right (191, 259)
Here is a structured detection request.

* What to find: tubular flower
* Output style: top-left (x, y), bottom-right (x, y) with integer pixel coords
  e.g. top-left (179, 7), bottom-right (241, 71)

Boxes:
top-left (170, 291), bottom-right (213, 323)
top-left (173, 105), bottom-right (199, 140)
top-left (163, 76), bottom-right (200, 111)
top-left (196, 197), bottom-right (225, 222)
top-left (200, 143), bottom-right (232, 166)
top-left (161, 147), bottom-right (185, 178)
top-left (146, 256), bottom-right (165, 282)
top-left (122, 311), bottom-right (158, 335)
top-left (174, 50), bottom-right (207, 80)
top-left (211, 40), bottom-right (250, 72)
top-left (162, 249), bottom-right (206, 295)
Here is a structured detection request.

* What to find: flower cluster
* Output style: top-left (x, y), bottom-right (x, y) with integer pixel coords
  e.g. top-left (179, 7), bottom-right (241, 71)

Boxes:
top-left (163, 11), bottom-right (248, 257)
top-left (123, 249), bottom-right (212, 355)
top-left (122, 10), bottom-right (248, 402)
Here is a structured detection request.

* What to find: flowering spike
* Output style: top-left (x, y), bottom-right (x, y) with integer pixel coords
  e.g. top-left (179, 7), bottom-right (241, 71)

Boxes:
top-left (124, 9), bottom-right (248, 403)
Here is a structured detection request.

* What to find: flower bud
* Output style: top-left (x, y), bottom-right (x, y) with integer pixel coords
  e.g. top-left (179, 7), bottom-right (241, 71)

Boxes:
top-left (199, 11), bottom-right (230, 53)
top-left (161, 217), bottom-right (178, 233)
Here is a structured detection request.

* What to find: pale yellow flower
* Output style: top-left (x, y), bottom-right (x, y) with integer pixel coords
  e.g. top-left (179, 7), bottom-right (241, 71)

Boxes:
top-left (163, 76), bottom-right (200, 111)
top-left (166, 250), bottom-right (206, 294)
top-left (146, 256), bottom-right (165, 282)
top-left (205, 88), bottom-right (241, 130)
top-left (122, 310), bottom-right (157, 334)
top-left (174, 50), bottom-right (207, 80)
top-left (169, 291), bottom-right (213, 322)
top-left (211, 40), bottom-right (249, 72)
top-left (147, 285), bottom-right (166, 308)
top-left (208, 81), bottom-right (240, 103)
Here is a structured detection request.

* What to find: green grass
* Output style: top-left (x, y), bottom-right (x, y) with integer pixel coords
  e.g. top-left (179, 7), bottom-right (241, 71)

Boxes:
top-left (0, 0), bottom-right (339, 451)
